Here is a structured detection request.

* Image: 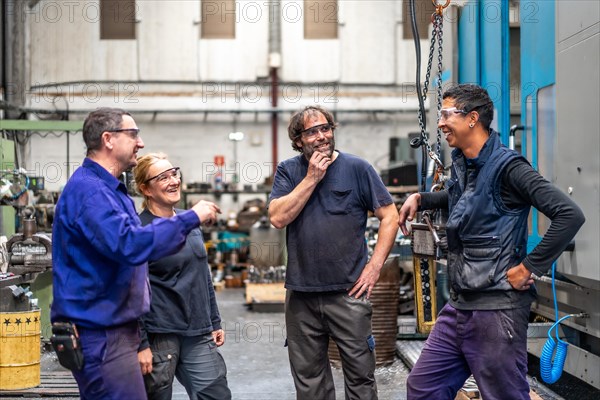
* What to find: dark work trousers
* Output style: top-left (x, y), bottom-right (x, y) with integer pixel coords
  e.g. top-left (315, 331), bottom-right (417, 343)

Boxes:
top-left (72, 322), bottom-right (146, 400)
top-left (143, 333), bottom-right (231, 400)
top-left (407, 303), bottom-right (530, 400)
top-left (285, 290), bottom-right (378, 400)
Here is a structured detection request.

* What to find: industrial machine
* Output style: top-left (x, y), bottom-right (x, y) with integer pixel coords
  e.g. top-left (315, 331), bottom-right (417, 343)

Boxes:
top-left (516, 2), bottom-right (599, 390)
top-left (0, 206), bottom-right (52, 313)
top-left (406, 0), bottom-right (599, 391)
top-left (0, 159), bottom-right (53, 333)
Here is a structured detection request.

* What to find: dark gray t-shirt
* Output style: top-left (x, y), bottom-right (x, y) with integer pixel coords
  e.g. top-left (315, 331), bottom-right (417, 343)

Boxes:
top-left (270, 152), bottom-right (393, 292)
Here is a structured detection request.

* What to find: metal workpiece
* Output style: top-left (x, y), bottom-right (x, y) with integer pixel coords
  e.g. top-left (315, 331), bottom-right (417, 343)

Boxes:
top-left (410, 222), bottom-right (437, 257)
top-left (0, 208), bottom-right (52, 313)
top-left (410, 215), bottom-right (447, 257)
top-left (0, 282), bottom-right (32, 312)
top-left (247, 265), bottom-right (286, 284)
top-left (6, 211), bottom-right (52, 275)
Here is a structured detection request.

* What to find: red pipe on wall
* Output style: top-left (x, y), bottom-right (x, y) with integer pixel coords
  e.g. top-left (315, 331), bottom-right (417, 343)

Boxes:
top-left (270, 66), bottom-right (279, 172)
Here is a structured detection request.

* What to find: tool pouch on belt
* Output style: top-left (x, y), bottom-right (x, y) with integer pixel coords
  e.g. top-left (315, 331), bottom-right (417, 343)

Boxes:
top-left (50, 322), bottom-right (84, 371)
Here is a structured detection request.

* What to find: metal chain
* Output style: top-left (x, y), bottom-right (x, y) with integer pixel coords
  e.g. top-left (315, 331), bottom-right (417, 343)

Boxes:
top-left (435, 13), bottom-right (444, 157)
top-left (422, 22), bottom-right (437, 102)
top-left (417, 20), bottom-right (439, 158)
top-left (417, 11), bottom-right (445, 171)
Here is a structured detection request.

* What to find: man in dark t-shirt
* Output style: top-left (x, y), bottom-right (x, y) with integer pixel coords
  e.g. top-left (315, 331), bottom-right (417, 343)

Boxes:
top-left (269, 105), bottom-right (399, 400)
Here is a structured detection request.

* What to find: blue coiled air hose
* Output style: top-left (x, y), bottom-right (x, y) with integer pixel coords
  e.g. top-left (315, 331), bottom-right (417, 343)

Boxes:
top-left (540, 315), bottom-right (571, 384)
top-left (540, 262), bottom-right (575, 384)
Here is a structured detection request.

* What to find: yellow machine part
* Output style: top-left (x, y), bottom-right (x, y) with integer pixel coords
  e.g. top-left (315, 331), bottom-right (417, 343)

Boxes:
top-left (413, 256), bottom-right (437, 334)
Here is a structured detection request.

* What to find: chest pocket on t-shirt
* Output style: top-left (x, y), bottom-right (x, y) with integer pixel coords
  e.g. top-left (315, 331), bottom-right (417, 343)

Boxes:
top-left (325, 189), bottom-right (353, 215)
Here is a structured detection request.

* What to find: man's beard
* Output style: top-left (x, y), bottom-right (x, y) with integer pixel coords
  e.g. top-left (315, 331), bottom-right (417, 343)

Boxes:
top-left (303, 137), bottom-right (335, 160)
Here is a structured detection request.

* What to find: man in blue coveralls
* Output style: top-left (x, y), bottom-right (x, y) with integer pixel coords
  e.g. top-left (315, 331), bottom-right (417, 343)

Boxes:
top-left (269, 105), bottom-right (399, 400)
top-left (51, 107), bottom-right (221, 399)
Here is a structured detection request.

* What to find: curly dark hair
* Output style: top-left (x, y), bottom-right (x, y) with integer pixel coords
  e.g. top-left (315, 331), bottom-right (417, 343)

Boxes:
top-left (287, 105), bottom-right (338, 153)
top-left (442, 84), bottom-right (494, 130)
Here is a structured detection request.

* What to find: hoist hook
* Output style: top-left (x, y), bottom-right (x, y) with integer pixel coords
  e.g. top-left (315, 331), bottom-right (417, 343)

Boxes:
top-left (428, 151), bottom-right (444, 170)
top-left (430, 183), bottom-right (443, 192)
top-left (431, 0), bottom-right (450, 21)
top-left (432, 0), bottom-right (451, 14)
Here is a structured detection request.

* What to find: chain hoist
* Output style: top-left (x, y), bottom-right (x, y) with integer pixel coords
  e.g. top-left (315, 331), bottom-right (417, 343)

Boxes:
top-left (408, 0), bottom-right (450, 334)
top-left (412, 0), bottom-right (450, 193)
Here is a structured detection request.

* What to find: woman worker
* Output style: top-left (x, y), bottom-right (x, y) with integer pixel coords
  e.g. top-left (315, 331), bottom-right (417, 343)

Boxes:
top-left (133, 153), bottom-right (231, 400)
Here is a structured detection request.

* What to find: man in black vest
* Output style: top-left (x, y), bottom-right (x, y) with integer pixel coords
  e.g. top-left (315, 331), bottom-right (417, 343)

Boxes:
top-left (398, 84), bottom-right (585, 400)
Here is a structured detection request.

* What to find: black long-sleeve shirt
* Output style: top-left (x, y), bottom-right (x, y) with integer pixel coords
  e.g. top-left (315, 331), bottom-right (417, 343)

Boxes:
top-left (420, 158), bottom-right (585, 276)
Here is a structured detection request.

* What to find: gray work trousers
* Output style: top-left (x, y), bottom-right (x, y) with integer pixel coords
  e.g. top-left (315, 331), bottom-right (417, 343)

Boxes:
top-left (143, 333), bottom-right (231, 400)
top-left (285, 290), bottom-right (378, 400)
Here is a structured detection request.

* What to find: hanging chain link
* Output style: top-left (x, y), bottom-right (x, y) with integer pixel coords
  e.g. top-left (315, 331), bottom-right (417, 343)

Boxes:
top-left (417, 8), bottom-right (445, 173)
top-left (416, 21), bottom-right (437, 157)
top-left (435, 13), bottom-right (444, 158)
top-left (422, 22), bottom-right (437, 105)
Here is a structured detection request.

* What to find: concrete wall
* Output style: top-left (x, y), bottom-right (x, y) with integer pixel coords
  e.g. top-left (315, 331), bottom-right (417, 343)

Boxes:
top-left (26, 0), bottom-right (428, 83)
top-left (21, 0), bottom-right (436, 205)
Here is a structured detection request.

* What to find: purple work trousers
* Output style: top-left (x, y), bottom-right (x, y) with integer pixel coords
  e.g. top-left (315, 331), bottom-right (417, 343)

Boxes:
top-left (72, 322), bottom-right (146, 400)
top-left (407, 303), bottom-right (530, 400)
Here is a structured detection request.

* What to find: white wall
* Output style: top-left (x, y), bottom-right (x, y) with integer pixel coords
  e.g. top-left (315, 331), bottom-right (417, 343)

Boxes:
top-left (338, 1), bottom-right (397, 84)
top-left (26, 0), bottom-right (430, 84)
top-left (22, 0), bottom-right (436, 211)
top-left (28, 0), bottom-right (138, 83)
top-left (27, 0), bottom-right (270, 83)
top-left (138, 1), bottom-right (199, 80)
top-left (199, 2), bottom-right (270, 81)
top-left (280, 0), bottom-right (340, 82)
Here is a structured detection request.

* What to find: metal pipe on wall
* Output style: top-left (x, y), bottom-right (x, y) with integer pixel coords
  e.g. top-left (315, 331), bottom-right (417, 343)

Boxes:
top-left (3, 0), bottom-right (27, 119)
top-left (2, 0), bottom-right (16, 119)
top-left (268, 0), bottom-right (281, 171)
top-left (1, 2), bottom-right (6, 114)
top-left (2, 105), bottom-right (420, 115)
top-left (29, 80), bottom-right (421, 91)
top-left (1, 103), bottom-right (421, 116)
top-left (270, 67), bottom-right (278, 170)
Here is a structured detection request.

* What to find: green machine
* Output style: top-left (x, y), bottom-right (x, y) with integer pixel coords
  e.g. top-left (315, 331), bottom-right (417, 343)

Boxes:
top-left (0, 135), bottom-right (16, 237)
top-left (0, 119), bottom-right (82, 340)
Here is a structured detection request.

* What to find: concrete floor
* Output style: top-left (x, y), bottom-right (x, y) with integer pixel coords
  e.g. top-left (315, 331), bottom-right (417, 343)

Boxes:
top-left (32, 287), bottom-right (588, 399)
top-left (33, 287), bottom-right (409, 400)
top-left (171, 287), bottom-right (410, 399)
